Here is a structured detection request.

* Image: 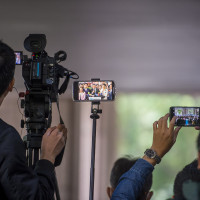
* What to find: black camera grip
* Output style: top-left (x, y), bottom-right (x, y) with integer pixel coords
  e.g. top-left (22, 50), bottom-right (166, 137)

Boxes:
top-left (54, 146), bottom-right (66, 167)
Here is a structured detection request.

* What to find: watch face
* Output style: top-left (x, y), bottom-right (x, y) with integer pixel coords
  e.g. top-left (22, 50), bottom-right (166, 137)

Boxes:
top-left (146, 149), bottom-right (156, 158)
top-left (145, 149), bottom-right (161, 164)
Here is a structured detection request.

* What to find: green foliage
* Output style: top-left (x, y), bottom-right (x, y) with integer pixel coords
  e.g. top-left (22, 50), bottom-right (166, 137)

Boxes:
top-left (115, 93), bottom-right (200, 199)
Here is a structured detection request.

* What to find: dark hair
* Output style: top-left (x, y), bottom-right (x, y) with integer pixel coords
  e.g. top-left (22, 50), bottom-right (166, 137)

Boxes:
top-left (110, 156), bottom-right (153, 199)
top-left (174, 160), bottom-right (200, 200)
top-left (0, 41), bottom-right (15, 96)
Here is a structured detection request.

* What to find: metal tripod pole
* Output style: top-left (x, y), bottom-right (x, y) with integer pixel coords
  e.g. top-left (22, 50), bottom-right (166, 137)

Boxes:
top-left (89, 102), bottom-right (102, 200)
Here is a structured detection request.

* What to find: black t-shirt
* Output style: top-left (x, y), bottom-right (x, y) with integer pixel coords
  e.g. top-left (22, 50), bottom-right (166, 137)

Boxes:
top-left (0, 119), bottom-right (55, 200)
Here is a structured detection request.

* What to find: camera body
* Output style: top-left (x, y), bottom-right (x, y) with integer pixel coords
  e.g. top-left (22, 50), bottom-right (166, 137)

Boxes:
top-left (22, 52), bottom-right (60, 102)
top-left (16, 34), bottom-right (67, 103)
top-left (17, 34), bottom-right (69, 131)
top-left (16, 34), bottom-right (79, 167)
top-left (22, 54), bottom-right (55, 90)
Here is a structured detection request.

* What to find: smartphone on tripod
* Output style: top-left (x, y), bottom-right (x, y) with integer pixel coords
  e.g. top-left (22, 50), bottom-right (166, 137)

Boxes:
top-left (73, 80), bottom-right (115, 102)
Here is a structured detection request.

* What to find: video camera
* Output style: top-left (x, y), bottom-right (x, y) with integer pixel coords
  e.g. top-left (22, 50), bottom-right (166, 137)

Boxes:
top-left (15, 34), bottom-right (78, 167)
top-left (16, 34), bottom-right (78, 102)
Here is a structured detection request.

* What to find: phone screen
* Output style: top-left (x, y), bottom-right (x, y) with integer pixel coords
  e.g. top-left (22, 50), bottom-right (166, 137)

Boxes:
top-left (73, 80), bottom-right (115, 101)
top-left (170, 107), bottom-right (200, 126)
top-left (14, 51), bottom-right (23, 65)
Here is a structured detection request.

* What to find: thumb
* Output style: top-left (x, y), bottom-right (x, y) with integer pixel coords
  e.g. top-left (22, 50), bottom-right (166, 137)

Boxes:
top-left (57, 124), bottom-right (65, 131)
top-left (195, 126), bottom-right (200, 130)
top-left (173, 126), bottom-right (181, 141)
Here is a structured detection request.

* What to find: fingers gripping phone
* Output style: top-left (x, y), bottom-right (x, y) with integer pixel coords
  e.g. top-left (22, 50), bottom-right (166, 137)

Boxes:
top-left (73, 80), bottom-right (115, 102)
top-left (170, 106), bottom-right (200, 126)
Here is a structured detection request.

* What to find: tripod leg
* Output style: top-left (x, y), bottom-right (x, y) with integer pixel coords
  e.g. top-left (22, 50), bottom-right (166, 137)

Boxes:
top-left (33, 149), bottom-right (39, 167)
top-left (28, 148), bottom-right (33, 167)
top-left (54, 171), bottom-right (61, 200)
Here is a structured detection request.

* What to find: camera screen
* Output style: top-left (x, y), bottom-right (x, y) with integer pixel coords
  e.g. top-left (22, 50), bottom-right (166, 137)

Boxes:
top-left (78, 81), bottom-right (114, 101)
top-left (14, 51), bottom-right (22, 65)
top-left (171, 107), bottom-right (200, 126)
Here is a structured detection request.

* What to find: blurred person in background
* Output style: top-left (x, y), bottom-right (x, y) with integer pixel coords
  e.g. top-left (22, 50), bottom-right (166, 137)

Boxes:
top-left (91, 83), bottom-right (99, 96)
top-left (79, 86), bottom-right (86, 100)
top-left (107, 156), bottom-right (153, 200)
top-left (100, 83), bottom-right (108, 99)
top-left (168, 132), bottom-right (200, 200)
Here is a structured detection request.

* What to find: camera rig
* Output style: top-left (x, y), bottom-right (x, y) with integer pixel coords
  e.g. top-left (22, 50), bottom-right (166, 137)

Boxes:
top-left (19, 34), bottom-right (79, 167)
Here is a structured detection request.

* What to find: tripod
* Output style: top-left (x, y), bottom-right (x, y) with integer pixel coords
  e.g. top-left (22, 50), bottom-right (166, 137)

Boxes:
top-left (23, 133), bottom-right (42, 167)
top-left (89, 101), bottom-right (102, 200)
top-left (23, 128), bottom-right (61, 200)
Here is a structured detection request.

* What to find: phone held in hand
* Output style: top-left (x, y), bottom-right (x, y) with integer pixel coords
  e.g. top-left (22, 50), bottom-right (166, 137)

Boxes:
top-left (73, 80), bottom-right (115, 102)
top-left (169, 106), bottom-right (200, 126)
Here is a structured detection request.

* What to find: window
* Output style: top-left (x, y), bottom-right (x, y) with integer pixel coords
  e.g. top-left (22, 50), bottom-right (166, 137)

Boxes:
top-left (116, 93), bottom-right (199, 199)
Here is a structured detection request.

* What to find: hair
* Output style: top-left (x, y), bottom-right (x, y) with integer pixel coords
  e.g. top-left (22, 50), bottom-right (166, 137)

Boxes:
top-left (110, 156), bottom-right (153, 200)
top-left (0, 41), bottom-right (15, 96)
top-left (173, 160), bottom-right (200, 200)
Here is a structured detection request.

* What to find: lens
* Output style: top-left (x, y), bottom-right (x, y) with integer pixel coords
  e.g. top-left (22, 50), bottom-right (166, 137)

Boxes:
top-left (30, 41), bottom-right (42, 48)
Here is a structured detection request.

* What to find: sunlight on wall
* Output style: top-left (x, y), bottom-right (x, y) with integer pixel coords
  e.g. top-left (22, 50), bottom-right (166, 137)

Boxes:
top-left (115, 93), bottom-right (200, 200)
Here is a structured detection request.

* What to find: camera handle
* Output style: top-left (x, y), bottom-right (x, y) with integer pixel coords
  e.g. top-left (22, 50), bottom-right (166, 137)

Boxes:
top-left (89, 101), bottom-right (102, 200)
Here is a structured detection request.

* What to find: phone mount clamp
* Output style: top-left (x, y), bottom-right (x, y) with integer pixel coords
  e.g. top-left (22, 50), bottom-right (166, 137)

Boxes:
top-left (89, 79), bottom-right (102, 200)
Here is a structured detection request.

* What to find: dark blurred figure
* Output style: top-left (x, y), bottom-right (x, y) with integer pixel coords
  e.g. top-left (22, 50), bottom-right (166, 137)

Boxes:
top-left (173, 160), bottom-right (200, 200)
top-left (170, 133), bottom-right (200, 200)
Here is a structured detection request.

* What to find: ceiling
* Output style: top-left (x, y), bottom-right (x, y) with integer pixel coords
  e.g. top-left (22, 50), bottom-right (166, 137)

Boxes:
top-left (1, 0), bottom-right (200, 97)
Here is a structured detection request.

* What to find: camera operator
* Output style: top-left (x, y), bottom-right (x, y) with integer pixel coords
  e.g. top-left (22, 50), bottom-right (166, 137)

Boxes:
top-left (0, 41), bottom-right (67, 199)
top-left (111, 113), bottom-right (181, 200)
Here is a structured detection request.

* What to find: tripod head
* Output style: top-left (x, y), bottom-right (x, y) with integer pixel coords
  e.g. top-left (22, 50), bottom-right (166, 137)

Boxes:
top-left (91, 101), bottom-right (102, 116)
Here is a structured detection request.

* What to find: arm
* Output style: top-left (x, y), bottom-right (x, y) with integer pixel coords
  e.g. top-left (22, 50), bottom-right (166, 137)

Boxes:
top-left (111, 159), bottom-right (154, 200)
top-left (111, 114), bottom-right (181, 200)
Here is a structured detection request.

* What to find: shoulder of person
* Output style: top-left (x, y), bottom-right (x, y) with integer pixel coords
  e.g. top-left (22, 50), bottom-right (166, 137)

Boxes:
top-left (0, 119), bottom-right (25, 150)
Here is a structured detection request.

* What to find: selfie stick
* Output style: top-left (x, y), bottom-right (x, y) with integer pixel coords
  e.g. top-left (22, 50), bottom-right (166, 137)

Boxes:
top-left (89, 101), bottom-right (102, 200)
top-left (89, 78), bottom-right (102, 200)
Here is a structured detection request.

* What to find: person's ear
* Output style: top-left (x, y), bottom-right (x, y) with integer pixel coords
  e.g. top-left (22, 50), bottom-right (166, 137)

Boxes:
top-left (8, 78), bottom-right (15, 92)
top-left (197, 152), bottom-right (200, 170)
top-left (146, 191), bottom-right (153, 200)
top-left (106, 187), bottom-right (114, 198)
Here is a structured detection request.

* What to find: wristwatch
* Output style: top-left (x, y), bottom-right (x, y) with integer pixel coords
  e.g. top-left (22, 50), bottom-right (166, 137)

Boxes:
top-left (144, 149), bottom-right (161, 164)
